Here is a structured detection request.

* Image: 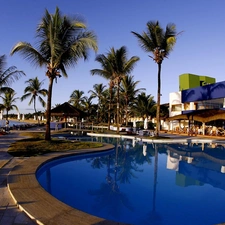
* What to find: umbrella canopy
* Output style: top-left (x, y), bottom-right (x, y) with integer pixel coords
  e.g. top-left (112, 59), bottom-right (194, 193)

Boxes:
top-left (0, 110), bottom-right (3, 120)
top-left (132, 139), bottom-right (136, 147)
top-left (144, 118), bottom-right (148, 129)
top-left (133, 120), bottom-right (136, 128)
top-left (143, 144), bottom-right (147, 156)
top-left (50, 102), bottom-right (85, 118)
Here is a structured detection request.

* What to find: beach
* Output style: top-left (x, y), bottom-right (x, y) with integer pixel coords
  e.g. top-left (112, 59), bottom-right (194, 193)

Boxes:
top-left (0, 118), bottom-right (41, 126)
top-left (0, 118), bottom-right (44, 133)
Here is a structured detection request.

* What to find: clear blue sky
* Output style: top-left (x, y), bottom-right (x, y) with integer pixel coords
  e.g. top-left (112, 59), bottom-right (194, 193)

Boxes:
top-left (1, 0), bottom-right (225, 114)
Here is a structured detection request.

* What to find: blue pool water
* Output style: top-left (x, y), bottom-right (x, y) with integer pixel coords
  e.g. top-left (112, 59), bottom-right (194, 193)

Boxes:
top-left (37, 137), bottom-right (225, 225)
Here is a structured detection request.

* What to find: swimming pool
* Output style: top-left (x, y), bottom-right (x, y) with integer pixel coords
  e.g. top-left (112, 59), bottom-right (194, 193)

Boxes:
top-left (37, 138), bottom-right (225, 225)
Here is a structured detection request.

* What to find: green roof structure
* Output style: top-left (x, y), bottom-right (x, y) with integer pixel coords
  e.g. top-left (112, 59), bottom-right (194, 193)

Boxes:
top-left (179, 73), bottom-right (216, 91)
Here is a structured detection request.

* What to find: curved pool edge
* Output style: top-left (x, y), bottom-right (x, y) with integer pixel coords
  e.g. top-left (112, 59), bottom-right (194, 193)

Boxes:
top-left (87, 132), bottom-right (225, 144)
top-left (7, 143), bottom-right (128, 225)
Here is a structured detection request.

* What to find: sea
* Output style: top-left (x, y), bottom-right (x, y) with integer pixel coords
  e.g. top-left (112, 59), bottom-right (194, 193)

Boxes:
top-left (0, 119), bottom-right (31, 128)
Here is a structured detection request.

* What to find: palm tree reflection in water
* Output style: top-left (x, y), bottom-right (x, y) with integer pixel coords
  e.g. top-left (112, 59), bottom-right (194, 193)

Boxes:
top-left (149, 144), bottom-right (162, 223)
top-left (42, 136), bottom-right (162, 224)
top-left (88, 139), bottom-right (134, 219)
top-left (38, 138), bottom-right (225, 225)
top-left (88, 137), bottom-right (161, 223)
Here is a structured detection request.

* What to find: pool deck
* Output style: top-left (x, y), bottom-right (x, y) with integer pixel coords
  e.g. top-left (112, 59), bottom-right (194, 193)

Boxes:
top-left (1, 130), bottom-right (225, 225)
top-left (0, 131), bottom-right (37, 225)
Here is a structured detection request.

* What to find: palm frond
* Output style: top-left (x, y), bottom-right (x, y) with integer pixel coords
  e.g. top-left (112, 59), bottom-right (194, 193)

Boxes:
top-left (11, 42), bottom-right (47, 67)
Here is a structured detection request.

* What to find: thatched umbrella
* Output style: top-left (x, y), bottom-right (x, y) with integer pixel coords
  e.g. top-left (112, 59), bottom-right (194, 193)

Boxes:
top-left (50, 102), bottom-right (85, 122)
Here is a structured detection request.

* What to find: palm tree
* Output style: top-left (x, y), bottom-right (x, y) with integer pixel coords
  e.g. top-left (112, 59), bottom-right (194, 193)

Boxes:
top-left (11, 7), bottom-right (98, 140)
top-left (160, 103), bottom-right (169, 119)
top-left (91, 54), bottom-right (115, 130)
top-left (132, 92), bottom-right (156, 123)
top-left (82, 96), bottom-right (95, 122)
top-left (120, 75), bottom-right (145, 126)
top-left (91, 46), bottom-right (139, 133)
top-left (0, 89), bottom-right (19, 122)
top-left (21, 77), bottom-right (48, 124)
top-left (132, 21), bottom-right (179, 136)
top-left (88, 83), bottom-right (106, 123)
top-left (69, 89), bottom-right (86, 110)
top-left (0, 54), bottom-right (25, 94)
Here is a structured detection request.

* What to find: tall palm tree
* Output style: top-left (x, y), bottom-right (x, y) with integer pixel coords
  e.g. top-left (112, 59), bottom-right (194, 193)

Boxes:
top-left (11, 7), bottom-right (98, 140)
top-left (91, 54), bottom-right (115, 130)
top-left (0, 89), bottom-right (19, 122)
top-left (69, 89), bottom-right (86, 110)
top-left (132, 21), bottom-right (179, 136)
top-left (120, 75), bottom-right (145, 126)
top-left (21, 77), bottom-right (48, 123)
top-left (88, 83), bottom-right (106, 123)
top-left (0, 54), bottom-right (25, 94)
top-left (91, 46), bottom-right (139, 133)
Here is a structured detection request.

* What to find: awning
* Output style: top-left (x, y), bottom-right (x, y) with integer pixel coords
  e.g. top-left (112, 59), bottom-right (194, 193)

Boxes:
top-left (167, 108), bottom-right (225, 123)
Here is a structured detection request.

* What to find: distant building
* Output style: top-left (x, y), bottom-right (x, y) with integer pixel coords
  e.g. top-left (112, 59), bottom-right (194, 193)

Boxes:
top-left (169, 73), bottom-right (225, 131)
top-left (179, 73), bottom-right (215, 91)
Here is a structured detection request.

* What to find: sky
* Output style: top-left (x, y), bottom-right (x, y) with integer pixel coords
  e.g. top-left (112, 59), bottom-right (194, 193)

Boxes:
top-left (1, 0), bottom-right (225, 114)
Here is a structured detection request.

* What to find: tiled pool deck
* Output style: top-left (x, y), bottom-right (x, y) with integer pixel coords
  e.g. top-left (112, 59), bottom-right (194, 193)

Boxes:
top-left (1, 130), bottom-right (225, 225)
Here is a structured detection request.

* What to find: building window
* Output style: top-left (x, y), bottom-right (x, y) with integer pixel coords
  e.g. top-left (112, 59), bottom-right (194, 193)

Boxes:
top-left (196, 99), bottom-right (223, 110)
top-left (171, 104), bottom-right (182, 111)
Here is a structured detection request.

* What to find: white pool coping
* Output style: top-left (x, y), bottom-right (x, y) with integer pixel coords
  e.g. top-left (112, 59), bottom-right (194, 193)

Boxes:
top-left (87, 132), bottom-right (225, 144)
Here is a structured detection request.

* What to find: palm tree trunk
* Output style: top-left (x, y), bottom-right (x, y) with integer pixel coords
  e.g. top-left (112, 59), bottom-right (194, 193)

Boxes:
top-left (97, 104), bottom-right (99, 123)
top-left (116, 85), bottom-right (120, 134)
top-left (125, 98), bottom-right (128, 126)
top-left (6, 110), bottom-right (9, 124)
top-left (45, 77), bottom-right (54, 141)
top-left (152, 144), bottom-right (158, 212)
top-left (108, 85), bottom-right (112, 130)
top-left (33, 97), bottom-right (39, 125)
top-left (156, 63), bottom-right (161, 136)
top-left (107, 103), bottom-right (111, 130)
top-left (6, 110), bottom-right (8, 121)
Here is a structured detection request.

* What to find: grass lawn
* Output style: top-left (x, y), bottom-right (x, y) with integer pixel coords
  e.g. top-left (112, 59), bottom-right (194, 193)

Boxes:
top-left (8, 131), bottom-right (103, 157)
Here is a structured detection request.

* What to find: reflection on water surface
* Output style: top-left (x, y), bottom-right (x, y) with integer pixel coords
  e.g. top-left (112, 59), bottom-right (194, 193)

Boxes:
top-left (37, 137), bottom-right (225, 225)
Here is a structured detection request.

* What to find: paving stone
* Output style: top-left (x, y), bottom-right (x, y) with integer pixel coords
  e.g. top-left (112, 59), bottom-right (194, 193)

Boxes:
top-left (0, 132), bottom-right (37, 225)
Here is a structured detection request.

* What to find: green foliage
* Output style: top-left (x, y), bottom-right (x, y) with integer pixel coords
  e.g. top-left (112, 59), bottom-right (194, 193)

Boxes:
top-left (0, 54), bottom-right (25, 90)
top-left (21, 77), bottom-right (48, 114)
top-left (0, 89), bottom-right (19, 119)
top-left (11, 7), bottom-right (98, 141)
top-left (132, 20), bottom-right (179, 136)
